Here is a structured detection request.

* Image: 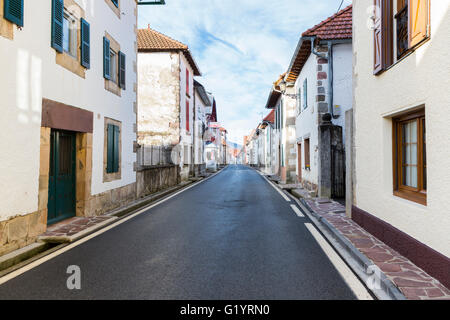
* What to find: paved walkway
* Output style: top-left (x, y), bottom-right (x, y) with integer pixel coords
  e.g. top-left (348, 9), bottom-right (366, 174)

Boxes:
top-left (306, 198), bottom-right (450, 300)
top-left (40, 216), bottom-right (114, 240)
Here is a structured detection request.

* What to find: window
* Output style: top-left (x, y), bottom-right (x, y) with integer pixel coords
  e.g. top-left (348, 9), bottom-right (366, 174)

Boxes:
top-left (393, 109), bottom-right (426, 205)
top-left (304, 138), bottom-right (310, 170)
top-left (111, 0), bottom-right (119, 7)
top-left (296, 86), bottom-right (302, 115)
top-left (63, 12), bottom-right (77, 58)
top-left (186, 100), bottom-right (190, 132)
top-left (303, 79), bottom-right (308, 110)
top-left (186, 69), bottom-right (190, 96)
top-left (106, 123), bottom-right (120, 174)
top-left (374, 0), bottom-right (430, 74)
top-left (110, 50), bottom-right (118, 83)
top-left (103, 35), bottom-right (126, 94)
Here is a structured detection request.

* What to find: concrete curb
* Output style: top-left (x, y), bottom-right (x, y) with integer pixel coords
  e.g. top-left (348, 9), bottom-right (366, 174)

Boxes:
top-left (0, 167), bottom-right (226, 276)
top-left (256, 169), bottom-right (405, 300)
top-left (297, 198), bottom-right (405, 300)
top-left (0, 243), bottom-right (49, 272)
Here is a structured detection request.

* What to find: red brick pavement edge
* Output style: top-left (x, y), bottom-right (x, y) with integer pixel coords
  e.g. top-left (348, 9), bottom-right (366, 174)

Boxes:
top-left (304, 198), bottom-right (450, 300)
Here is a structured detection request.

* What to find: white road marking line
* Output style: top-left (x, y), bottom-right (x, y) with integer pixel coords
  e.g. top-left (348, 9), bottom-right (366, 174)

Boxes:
top-left (258, 172), bottom-right (291, 202)
top-left (290, 204), bottom-right (305, 217)
top-left (304, 223), bottom-right (374, 300)
top-left (0, 169), bottom-right (224, 286)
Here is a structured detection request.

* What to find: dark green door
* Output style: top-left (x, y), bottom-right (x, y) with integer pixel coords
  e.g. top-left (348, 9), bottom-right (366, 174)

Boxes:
top-left (48, 130), bottom-right (76, 225)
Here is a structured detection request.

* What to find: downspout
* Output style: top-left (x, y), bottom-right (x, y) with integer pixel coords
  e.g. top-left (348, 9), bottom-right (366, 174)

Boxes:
top-left (328, 41), bottom-right (334, 118)
top-left (308, 37), bottom-right (352, 119)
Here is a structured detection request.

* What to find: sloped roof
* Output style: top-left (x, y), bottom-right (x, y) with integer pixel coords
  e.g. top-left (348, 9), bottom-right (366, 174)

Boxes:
top-left (263, 109), bottom-right (275, 123)
top-left (302, 5), bottom-right (352, 40)
top-left (138, 27), bottom-right (201, 76)
top-left (265, 73), bottom-right (285, 109)
top-left (194, 80), bottom-right (212, 106)
top-left (286, 5), bottom-right (352, 83)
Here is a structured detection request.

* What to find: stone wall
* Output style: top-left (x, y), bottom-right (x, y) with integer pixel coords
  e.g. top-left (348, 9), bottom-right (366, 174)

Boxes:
top-left (136, 165), bottom-right (180, 199)
top-left (0, 211), bottom-right (46, 257)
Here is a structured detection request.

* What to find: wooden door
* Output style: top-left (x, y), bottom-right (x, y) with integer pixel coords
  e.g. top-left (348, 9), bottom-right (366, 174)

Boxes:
top-left (48, 130), bottom-right (76, 225)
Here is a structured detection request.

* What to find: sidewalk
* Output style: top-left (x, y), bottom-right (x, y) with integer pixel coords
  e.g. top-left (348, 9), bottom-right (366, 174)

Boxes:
top-left (303, 197), bottom-right (450, 300)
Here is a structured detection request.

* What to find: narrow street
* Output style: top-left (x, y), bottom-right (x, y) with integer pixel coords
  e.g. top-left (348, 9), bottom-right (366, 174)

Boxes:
top-left (0, 165), bottom-right (371, 300)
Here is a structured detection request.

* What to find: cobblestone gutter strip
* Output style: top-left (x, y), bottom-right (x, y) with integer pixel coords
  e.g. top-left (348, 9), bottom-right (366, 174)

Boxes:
top-left (301, 197), bottom-right (450, 300)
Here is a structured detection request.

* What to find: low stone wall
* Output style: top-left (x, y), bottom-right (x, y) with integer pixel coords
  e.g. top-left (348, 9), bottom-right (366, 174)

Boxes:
top-left (85, 183), bottom-right (137, 217)
top-left (194, 164), bottom-right (206, 177)
top-left (136, 165), bottom-right (180, 199)
top-left (0, 211), bottom-right (46, 257)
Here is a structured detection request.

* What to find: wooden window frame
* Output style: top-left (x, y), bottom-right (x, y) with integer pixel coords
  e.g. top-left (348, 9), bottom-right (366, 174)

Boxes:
top-left (392, 109), bottom-right (426, 205)
top-left (375, 0), bottom-right (430, 75)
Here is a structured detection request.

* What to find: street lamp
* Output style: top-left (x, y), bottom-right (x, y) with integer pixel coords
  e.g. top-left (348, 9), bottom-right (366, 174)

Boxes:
top-left (273, 78), bottom-right (299, 99)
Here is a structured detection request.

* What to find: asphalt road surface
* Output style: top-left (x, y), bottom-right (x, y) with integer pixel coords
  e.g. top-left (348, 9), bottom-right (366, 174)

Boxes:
top-left (0, 165), bottom-right (371, 300)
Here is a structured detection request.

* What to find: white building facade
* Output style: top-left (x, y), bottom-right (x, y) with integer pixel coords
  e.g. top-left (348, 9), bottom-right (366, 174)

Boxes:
top-left (0, 0), bottom-right (138, 255)
top-left (352, 0), bottom-right (450, 288)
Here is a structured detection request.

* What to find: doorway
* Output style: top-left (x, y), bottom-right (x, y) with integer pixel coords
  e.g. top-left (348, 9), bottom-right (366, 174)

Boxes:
top-left (47, 130), bottom-right (76, 225)
top-left (297, 142), bottom-right (302, 183)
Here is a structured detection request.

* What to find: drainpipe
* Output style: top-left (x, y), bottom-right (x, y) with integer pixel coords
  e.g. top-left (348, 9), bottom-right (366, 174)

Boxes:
top-left (304, 37), bottom-right (352, 119)
top-left (302, 36), bottom-right (333, 117)
top-left (327, 41), bottom-right (334, 118)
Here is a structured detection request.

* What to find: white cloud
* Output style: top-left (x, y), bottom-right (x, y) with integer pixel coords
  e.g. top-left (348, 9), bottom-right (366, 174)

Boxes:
top-left (138, 0), bottom-right (352, 143)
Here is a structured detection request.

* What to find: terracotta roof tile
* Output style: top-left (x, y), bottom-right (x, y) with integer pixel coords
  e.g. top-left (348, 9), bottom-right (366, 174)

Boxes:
top-left (264, 110), bottom-right (275, 123)
top-left (302, 5), bottom-right (352, 40)
top-left (138, 27), bottom-right (201, 76)
top-left (138, 28), bottom-right (188, 51)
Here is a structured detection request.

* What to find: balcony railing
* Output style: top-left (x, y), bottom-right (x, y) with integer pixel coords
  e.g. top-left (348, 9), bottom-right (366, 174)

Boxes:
top-left (395, 5), bottom-right (409, 59)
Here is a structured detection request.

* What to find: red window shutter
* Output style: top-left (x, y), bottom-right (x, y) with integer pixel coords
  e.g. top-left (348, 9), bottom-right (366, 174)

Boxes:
top-left (186, 69), bottom-right (189, 95)
top-left (186, 100), bottom-right (190, 132)
top-left (409, 0), bottom-right (430, 48)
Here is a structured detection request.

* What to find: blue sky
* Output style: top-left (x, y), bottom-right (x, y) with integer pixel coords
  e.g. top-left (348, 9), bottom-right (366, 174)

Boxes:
top-left (138, 0), bottom-right (352, 144)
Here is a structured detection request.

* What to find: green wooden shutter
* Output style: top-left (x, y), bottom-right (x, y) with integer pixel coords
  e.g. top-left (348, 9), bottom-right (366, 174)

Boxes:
top-left (118, 51), bottom-right (126, 89)
top-left (103, 37), bottom-right (111, 80)
top-left (4, 0), bottom-right (24, 27)
top-left (106, 124), bottom-right (114, 173)
top-left (80, 18), bottom-right (90, 69)
top-left (51, 0), bottom-right (64, 53)
top-left (113, 125), bottom-right (120, 173)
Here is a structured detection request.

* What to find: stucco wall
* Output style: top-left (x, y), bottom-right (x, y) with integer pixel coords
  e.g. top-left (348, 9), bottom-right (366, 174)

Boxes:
top-left (0, 0), bottom-right (137, 221)
top-left (353, 0), bottom-right (450, 257)
top-left (295, 54), bottom-right (319, 187)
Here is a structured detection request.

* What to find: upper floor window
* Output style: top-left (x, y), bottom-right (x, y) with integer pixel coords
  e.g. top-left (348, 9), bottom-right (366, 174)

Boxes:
top-left (63, 12), bottom-right (77, 58)
top-left (109, 49), bottom-right (118, 83)
top-left (105, 0), bottom-right (121, 19)
top-left (186, 69), bottom-right (190, 96)
top-left (302, 79), bottom-right (308, 110)
top-left (296, 86), bottom-right (302, 115)
top-left (373, 0), bottom-right (430, 75)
